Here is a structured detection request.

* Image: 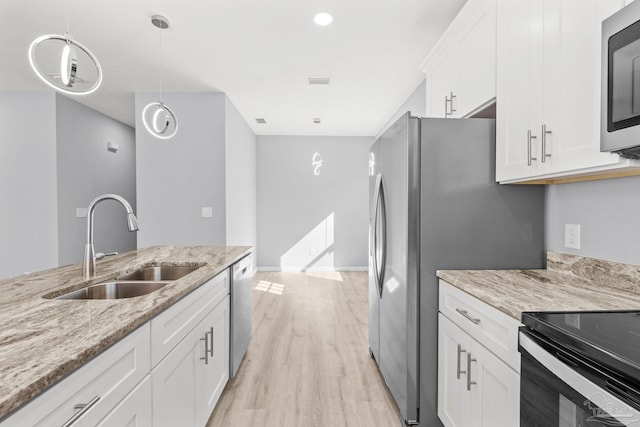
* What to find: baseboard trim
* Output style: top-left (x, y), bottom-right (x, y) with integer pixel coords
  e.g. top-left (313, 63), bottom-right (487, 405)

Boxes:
top-left (257, 266), bottom-right (368, 272)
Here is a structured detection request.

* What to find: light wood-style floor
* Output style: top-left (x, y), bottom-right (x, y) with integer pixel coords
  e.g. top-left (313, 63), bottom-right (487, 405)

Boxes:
top-left (207, 271), bottom-right (401, 427)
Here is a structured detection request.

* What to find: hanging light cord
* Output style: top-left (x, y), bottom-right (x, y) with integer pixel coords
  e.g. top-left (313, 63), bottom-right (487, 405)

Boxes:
top-left (159, 24), bottom-right (164, 105)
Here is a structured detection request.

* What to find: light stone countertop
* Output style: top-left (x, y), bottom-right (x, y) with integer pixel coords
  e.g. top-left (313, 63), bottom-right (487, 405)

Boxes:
top-left (0, 245), bottom-right (252, 420)
top-left (436, 251), bottom-right (640, 321)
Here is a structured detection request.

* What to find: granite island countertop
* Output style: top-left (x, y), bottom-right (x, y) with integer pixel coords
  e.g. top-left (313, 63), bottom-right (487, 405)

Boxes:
top-left (0, 245), bottom-right (252, 420)
top-left (436, 251), bottom-right (640, 321)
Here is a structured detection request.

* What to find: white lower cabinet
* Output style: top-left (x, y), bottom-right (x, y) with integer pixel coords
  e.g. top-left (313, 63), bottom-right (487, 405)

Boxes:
top-left (438, 312), bottom-right (519, 427)
top-left (198, 297), bottom-right (230, 426)
top-left (152, 295), bottom-right (230, 427)
top-left (97, 376), bottom-right (152, 426)
top-left (2, 324), bottom-right (151, 427)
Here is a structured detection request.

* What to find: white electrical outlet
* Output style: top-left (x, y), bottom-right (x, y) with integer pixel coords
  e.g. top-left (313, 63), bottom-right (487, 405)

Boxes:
top-left (564, 224), bottom-right (581, 249)
top-left (201, 207), bottom-right (213, 218)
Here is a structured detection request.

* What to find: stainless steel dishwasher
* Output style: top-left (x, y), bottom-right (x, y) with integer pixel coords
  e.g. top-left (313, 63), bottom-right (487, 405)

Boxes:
top-left (230, 254), bottom-right (253, 378)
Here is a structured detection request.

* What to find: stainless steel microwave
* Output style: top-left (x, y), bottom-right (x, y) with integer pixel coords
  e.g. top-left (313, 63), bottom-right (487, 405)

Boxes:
top-left (601, 1), bottom-right (640, 159)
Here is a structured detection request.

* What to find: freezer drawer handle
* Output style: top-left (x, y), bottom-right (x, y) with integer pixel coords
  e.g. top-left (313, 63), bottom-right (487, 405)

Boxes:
top-left (457, 344), bottom-right (467, 379)
top-left (61, 395), bottom-right (100, 427)
top-left (466, 353), bottom-right (477, 391)
top-left (456, 308), bottom-right (480, 325)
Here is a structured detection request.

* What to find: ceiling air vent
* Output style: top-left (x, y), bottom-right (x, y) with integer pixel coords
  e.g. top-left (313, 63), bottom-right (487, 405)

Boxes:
top-left (307, 76), bottom-right (331, 85)
top-left (255, 118), bottom-right (267, 124)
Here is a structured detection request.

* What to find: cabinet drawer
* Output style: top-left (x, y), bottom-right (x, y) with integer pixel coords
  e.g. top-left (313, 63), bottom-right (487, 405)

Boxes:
top-left (96, 375), bottom-right (151, 426)
top-left (3, 323), bottom-right (150, 426)
top-left (151, 270), bottom-right (229, 367)
top-left (439, 280), bottom-right (521, 372)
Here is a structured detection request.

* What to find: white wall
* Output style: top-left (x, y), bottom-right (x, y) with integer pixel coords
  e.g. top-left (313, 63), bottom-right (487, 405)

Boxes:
top-left (224, 97), bottom-right (257, 252)
top-left (135, 92), bottom-right (227, 247)
top-left (257, 135), bottom-right (372, 271)
top-left (546, 176), bottom-right (640, 265)
top-left (56, 94), bottom-right (136, 266)
top-left (0, 92), bottom-right (58, 279)
top-left (378, 79), bottom-right (427, 137)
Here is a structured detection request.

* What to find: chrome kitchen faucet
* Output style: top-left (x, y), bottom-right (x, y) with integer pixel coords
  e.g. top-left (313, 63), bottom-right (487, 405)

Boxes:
top-left (82, 194), bottom-right (139, 279)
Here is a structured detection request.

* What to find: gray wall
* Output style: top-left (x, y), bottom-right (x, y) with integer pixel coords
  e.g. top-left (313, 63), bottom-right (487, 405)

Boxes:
top-left (546, 175), bottom-right (640, 264)
top-left (224, 97), bottom-right (257, 250)
top-left (56, 94), bottom-right (136, 266)
top-left (0, 92), bottom-right (58, 279)
top-left (135, 92), bottom-right (227, 247)
top-left (378, 79), bottom-right (427, 137)
top-left (257, 135), bottom-right (373, 270)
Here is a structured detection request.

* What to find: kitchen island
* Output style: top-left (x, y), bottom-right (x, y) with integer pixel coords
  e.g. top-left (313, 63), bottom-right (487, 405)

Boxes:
top-left (0, 245), bottom-right (252, 422)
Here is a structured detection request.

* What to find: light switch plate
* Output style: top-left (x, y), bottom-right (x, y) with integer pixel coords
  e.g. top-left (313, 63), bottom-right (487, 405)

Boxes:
top-left (564, 224), bottom-right (581, 249)
top-left (76, 207), bottom-right (88, 218)
top-left (201, 207), bottom-right (213, 218)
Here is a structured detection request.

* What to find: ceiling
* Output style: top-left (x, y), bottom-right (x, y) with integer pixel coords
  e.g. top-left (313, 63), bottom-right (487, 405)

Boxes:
top-left (1, 0), bottom-right (467, 136)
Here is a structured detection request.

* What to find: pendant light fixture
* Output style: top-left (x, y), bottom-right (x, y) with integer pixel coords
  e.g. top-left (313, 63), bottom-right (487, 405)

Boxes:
top-left (142, 15), bottom-right (178, 140)
top-left (312, 118), bottom-right (323, 176)
top-left (28, 22), bottom-right (103, 95)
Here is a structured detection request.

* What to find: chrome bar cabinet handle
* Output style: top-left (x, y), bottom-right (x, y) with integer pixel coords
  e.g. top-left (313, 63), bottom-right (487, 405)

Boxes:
top-left (444, 96), bottom-right (451, 117)
top-left (541, 124), bottom-right (552, 163)
top-left (200, 331), bottom-right (210, 364)
top-left (455, 308), bottom-right (481, 325)
top-left (527, 130), bottom-right (537, 166)
top-left (61, 395), bottom-right (100, 427)
top-left (208, 327), bottom-right (214, 357)
top-left (449, 91), bottom-right (456, 115)
top-left (467, 353), bottom-right (477, 391)
top-left (456, 344), bottom-right (467, 379)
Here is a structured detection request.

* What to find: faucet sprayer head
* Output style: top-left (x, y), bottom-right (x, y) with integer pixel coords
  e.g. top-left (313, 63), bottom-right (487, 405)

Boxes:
top-left (127, 213), bottom-right (139, 232)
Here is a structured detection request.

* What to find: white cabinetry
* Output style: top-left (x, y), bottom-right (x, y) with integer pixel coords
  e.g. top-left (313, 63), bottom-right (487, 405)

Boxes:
top-left (422, 0), bottom-right (496, 118)
top-left (2, 268), bottom-right (233, 427)
top-left (438, 280), bottom-right (520, 427)
top-left (3, 324), bottom-right (150, 427)
top-left (496, 0), bottom-right (639, 183)
top-left (198, 298), bottom-right (230, 426)
top-left (151, 271), bottom-right (230, 427)
top-left (97, 376), bottom-right (152, 427)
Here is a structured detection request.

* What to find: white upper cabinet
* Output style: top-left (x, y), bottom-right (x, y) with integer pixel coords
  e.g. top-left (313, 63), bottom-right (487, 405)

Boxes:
top-left (496, 0), bottom-right (640, 183)
top-left (422, 0), bottom-right (497, 119)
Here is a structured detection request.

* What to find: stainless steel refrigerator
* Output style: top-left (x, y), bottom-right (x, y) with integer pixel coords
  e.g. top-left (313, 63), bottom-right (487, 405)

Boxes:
top-left (368, 113), bottom-right (545, 426)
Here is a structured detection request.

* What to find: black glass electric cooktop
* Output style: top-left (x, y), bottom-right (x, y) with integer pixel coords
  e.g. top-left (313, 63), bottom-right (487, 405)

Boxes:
top-left (522, 310), bottom-right (640, 384)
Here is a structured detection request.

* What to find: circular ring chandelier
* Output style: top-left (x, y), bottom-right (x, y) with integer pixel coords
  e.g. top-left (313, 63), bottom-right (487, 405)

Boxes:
top-left (142, 101), bottom-right (179, 139)
top-left (28, 33), bottom-right (103, 96)
top-left (142, 15), bottom-right (179, 140)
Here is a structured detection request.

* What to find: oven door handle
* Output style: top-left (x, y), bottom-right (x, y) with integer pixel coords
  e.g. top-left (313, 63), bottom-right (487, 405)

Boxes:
top-left (519, 332), bottom-right (640, 424)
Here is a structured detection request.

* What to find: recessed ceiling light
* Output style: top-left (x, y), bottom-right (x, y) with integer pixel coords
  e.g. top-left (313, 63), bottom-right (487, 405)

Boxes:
top-left (314, 12), bottom-right (333, 26)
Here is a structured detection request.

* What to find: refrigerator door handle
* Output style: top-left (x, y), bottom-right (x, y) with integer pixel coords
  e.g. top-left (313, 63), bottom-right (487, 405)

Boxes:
top-left (372, 174), bottom-right (386, 298)
top-left (378, 178), bottom-right (387, 297)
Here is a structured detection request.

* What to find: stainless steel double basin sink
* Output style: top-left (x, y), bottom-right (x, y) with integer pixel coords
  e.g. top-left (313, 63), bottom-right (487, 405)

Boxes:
top-left (54, 265), bottom-right (201, 300)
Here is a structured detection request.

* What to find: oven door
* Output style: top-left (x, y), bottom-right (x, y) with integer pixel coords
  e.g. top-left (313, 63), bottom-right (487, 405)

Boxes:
top-left (519, 331), bottom-right (640, 427)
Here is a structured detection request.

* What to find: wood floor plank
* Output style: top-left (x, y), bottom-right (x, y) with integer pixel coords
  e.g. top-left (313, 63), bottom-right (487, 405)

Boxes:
top-left (207, 271), bottom-right (401, 427)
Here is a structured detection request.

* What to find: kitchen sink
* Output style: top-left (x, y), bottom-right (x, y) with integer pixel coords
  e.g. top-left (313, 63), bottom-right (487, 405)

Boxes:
top-left (55, 281), bottom-right (168, 300)
top-left (116, 265), bottom-right (201, 281)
